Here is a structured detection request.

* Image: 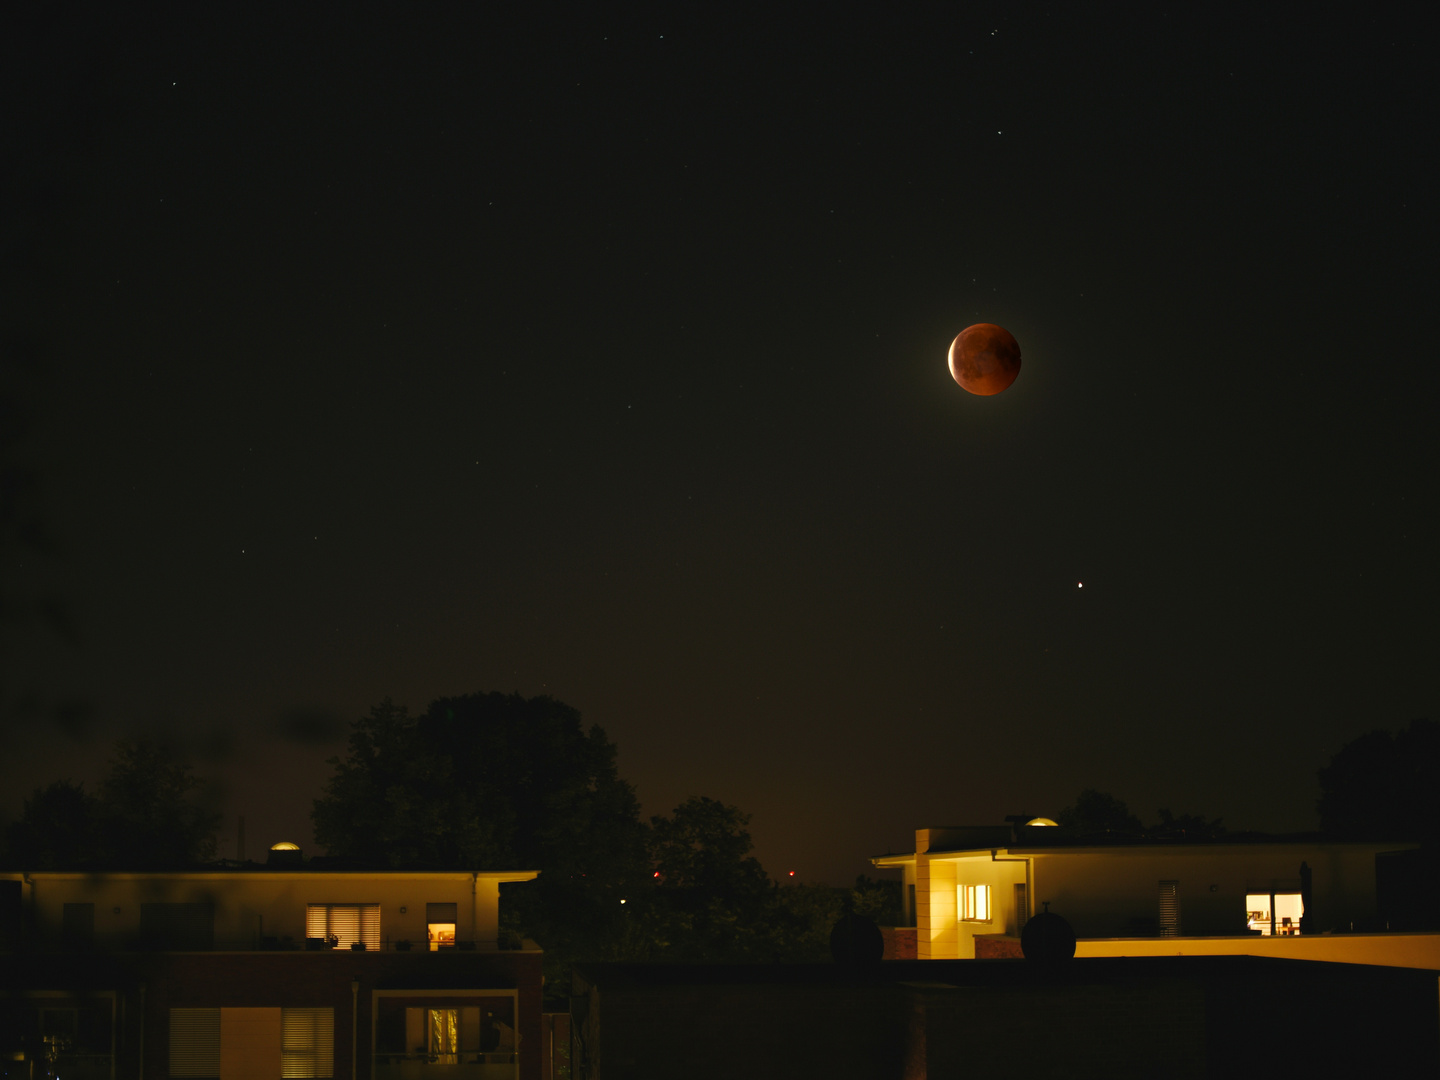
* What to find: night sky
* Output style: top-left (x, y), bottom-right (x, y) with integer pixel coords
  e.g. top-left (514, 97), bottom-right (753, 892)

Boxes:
top-left (5, 4), bottom-right (1434, 884)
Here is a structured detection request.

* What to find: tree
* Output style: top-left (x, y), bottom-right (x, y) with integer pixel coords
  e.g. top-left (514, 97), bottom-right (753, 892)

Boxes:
top-left (647, 796), bottom-right (774, 961)
top-left (850, 874), bottom-right (905, 925)
top-left (310, 700), bottom-right (497, 868)
top-left (97, 737), bottom-right (221, 868)
top-left (1057, 790), bottom-right (1144, 836)
top-left (312, 692), bottom-right (651, 987)
top-left (1318, 718), bottom-right (1440, 843)
top-left (5, 780), bottom-right (104, 869)
top-left (1151, 808), bottom-right (1227, 841)
top-left (4, 737), bottom-right (219, 869)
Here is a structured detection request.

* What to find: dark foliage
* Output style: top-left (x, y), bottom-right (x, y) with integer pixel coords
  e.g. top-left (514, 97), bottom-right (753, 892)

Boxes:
top-left (5, 738), bottom-right (220, 869)
top-left (313, 693), bottom-right (651, 988)
top-left (1055, 790), bottom-right (1226, 841)
top-left (311, 694), bottom-right (890, 980)
top-left (1318, 718), bottom-right (1440, 843)
top-left (1057, 789), bottom-right (1144, 836)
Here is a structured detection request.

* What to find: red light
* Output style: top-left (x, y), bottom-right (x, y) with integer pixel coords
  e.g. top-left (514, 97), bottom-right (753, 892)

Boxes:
top-left (788, 871), bottom-right (795, 877)
top-left (653, 871), bottom-right (660, 878)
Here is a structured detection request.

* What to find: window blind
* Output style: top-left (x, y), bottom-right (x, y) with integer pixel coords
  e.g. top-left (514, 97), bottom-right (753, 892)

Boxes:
top-left (1158, 880), bottom-right (1181, 937)
top-left (281, 1008), bottom-right (334, 1078)
top-left (305, 904), bottom-right (380, 949)
top-left (170, 1009), bottom-right (220, 1078)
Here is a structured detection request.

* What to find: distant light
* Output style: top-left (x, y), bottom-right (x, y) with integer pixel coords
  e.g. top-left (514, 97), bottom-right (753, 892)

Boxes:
top-left (270, 841), bottom-right (300, 851)
top-left (1077, 582), bottom-right (1084, 588)
top-left (653, 871), bottom-right (660, 878)
top-left (619, 899), bottom-right (627, 904)
top-left (788, 871), bottom-right (795, 877)
top-left (1025, 817), bottom-right (1059, 827)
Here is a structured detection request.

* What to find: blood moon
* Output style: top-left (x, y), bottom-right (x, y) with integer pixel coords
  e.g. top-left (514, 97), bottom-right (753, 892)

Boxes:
top-left (948, 323), bottom-right (1021, 396)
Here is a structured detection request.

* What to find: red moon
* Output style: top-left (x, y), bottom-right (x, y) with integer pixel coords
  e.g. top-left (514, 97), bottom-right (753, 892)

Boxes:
top-left (948, 323), bottom-right (1021, 396)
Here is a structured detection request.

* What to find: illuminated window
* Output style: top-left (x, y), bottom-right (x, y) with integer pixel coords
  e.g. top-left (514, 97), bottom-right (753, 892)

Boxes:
top-left (960, 884), bottom-right (991, 922)
top-left (1246, 892), bottom-right (1304, 936)
top-left (426, 902), bottom-right (458, 950)
top-left (305, 904), bottom-right (380, 950)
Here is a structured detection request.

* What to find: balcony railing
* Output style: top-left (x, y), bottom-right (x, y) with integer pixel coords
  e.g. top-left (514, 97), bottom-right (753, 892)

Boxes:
top-left (25, 938), bottom-right (523, 953)
top-left (18, 1052), bottom-right (114, 1080)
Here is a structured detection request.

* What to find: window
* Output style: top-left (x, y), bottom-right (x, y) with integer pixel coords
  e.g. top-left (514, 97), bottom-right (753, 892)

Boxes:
top-left (170, 1009), bottom-right (220, 1078)
top-left (1159, 880), bottom-right (1181, 937)
top-left (426, 903), bottom-right (457, 950)
top-left (960, 884), bottom-right (991, 922)
top-left (1246, 892), bottom-right (1304, 936)
top-left (375, 996), bottom-right (518, 1065)
top-left (305, 904), bottom-right (380, 950)
top-left (170, 1008), bottom-right (332, 1080)
top-left (282, 1009), bottom-right (335, 1078)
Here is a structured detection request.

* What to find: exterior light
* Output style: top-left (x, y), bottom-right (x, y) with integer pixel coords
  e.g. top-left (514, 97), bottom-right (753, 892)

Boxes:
top-left (619, 899), bottom-right (626, 904)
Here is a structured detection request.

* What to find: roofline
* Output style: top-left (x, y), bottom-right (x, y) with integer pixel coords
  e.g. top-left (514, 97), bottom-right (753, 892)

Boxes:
top-left (0, 870), bottom-right (541, 882)
top-left (873, 840), bottom-right (1421, 862)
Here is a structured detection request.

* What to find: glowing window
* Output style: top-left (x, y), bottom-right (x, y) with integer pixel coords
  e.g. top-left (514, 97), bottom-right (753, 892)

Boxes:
top-left (305, 904), bottom-right (380, 950)
top-left (960, 884), bottom-right (991, 922)
top-left (427, 902), bottom-right (459, 950)
top-left (1246, 892), bottom-right (1304, 936)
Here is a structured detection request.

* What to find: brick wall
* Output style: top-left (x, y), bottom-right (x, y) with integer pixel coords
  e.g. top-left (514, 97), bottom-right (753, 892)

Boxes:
top-left (972, 934), bottom-right (1022, 959)
top-left (880, 927), bottom-right (917, 960)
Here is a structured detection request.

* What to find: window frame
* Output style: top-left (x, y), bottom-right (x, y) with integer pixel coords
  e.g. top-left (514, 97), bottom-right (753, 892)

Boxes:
top-left (959, 883), bottom-right (992, 923)
top-left (305, 904), bottom-right (380, 950)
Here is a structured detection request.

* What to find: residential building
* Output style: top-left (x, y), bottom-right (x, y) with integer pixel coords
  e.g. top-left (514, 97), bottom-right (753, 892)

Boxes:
top-left (0, 847), bottom-right (542, 1080)
top-left (872, 820), bottom-right (1440, 968)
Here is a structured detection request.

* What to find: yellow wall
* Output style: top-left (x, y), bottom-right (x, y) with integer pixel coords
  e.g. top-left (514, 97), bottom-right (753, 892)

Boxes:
top-left (1075, 932), bottom-right (1440, 971)
top-left (917, 854), bottom-right (1029, 959)
top-left (3, 871), bottom-right (535, 950)
top-left (916, 856), bottom-right (957, 959)
top-left (893, 838), bottom-right (1408, 960)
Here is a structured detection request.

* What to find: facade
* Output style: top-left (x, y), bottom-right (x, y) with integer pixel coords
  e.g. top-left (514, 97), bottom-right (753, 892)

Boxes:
top-left (0, 860), bottom-right (543, 1080)
top-left (872, 822), bottom-right (1433, 966)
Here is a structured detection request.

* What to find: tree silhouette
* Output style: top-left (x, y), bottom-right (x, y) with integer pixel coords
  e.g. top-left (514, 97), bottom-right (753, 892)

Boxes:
top-left (313, 692), bottom-right (650, 989)
top-left (1057, 789), bottom-right (1144, 836)
top-left (5, 737), bottom-right (219, 868)
top-left (1318, 718), bottom-right (1440, 842)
